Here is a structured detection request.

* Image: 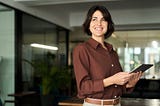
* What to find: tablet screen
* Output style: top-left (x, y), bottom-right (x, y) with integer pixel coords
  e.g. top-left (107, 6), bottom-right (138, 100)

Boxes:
top-left (130, 64), bottom-right (153, 73)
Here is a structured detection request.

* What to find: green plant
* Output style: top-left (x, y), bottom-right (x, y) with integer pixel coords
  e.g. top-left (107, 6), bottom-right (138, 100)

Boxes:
top-left (43, 66), bottom-right (71, 95)
top-left (23, 54), bottom-right (71, 95)
top-left (35, 61), bottom-right (71, 95)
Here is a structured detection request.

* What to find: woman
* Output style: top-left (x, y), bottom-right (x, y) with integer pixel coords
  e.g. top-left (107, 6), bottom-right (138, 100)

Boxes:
top-left (73, 5), bottom-right (142, 106)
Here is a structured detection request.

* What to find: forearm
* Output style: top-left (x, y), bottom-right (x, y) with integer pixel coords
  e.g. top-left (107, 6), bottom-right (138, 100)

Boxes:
top-left (103, 76), bottom-right (115, 87)
top-left (103, 72), bottom-right (131, 87)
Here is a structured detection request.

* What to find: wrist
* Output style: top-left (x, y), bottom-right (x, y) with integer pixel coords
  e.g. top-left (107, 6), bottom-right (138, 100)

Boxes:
top-left (103, 76), bottom-right (114, 87)
top-left (126, 83), bottom-right (135, 88)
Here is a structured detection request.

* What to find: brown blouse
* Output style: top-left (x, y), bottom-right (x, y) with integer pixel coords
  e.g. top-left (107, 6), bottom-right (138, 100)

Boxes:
top-left (73, 38), bottom-right (129, 99)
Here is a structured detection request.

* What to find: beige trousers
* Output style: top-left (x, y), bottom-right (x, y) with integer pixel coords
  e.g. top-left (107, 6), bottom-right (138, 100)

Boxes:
top-left (83, 101), bottom-right (121, 106)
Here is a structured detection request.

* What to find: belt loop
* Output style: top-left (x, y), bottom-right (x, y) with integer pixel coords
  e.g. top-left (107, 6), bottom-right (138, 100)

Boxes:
top-left (101, 99), bottom-right (103, 106)
top-left (112, 99), bottom-right (114, 105)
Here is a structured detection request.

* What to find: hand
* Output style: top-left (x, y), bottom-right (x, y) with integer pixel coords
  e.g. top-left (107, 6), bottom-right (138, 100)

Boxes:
top-left (126, 71), bottom-right (143, 88)
top-left (111, 72), bottom-right (131, 85)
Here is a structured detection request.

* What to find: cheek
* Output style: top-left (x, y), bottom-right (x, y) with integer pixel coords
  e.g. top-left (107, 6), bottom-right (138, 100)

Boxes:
top-left (103, 23), bottom-right (108, 31)
top-left (89, 23), bottom-right (94, 28)
top-left (89, 23), bottom-right (94, 30)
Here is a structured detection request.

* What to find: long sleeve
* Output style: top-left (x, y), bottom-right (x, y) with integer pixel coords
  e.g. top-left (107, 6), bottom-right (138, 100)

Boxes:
top-left (73, 44), bottom-right (104, 98)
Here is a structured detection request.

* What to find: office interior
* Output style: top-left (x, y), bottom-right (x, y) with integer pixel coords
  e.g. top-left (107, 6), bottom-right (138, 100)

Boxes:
top-left (0, 0), bottom-right (160, 106)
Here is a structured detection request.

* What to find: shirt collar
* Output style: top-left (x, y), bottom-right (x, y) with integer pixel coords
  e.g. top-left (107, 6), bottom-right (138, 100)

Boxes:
top-left (87, 38), bottom-right (113, 52)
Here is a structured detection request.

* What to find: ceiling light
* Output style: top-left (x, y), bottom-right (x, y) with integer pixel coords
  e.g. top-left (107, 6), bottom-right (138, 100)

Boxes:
top-left (151, 41), bottom-right (158, 48)
top-left (30, 43), bottom-right (58, 51)
top-left (112, 33), bottom-right (117, 38)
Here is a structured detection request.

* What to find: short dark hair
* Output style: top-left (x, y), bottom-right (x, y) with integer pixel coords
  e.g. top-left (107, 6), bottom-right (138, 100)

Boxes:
top-left (83, 5), bottom-right (114, 39)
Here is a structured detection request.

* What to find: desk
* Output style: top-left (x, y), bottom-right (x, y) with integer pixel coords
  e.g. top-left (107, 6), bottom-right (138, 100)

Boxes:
top-left (58, 97), bottom-right (83, 106)
top-left (8, 91), bottom-right (36, 106)
top-left (58, 97), bottom-right (160, 106)
top-left (8, 91), bottom-right (36, 97)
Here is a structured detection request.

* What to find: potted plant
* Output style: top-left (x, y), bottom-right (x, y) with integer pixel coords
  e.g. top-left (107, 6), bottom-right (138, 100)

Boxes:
top-left (23, 52), bottom-right (71, 105)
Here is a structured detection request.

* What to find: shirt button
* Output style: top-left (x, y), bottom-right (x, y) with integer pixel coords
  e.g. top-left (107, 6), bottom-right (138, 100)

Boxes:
top-left (114, 96), bottom-right (117, 98)
top-left (111, 64), bottom-right (114, 67)
top-left (115, 85), bottom-right (118, 87)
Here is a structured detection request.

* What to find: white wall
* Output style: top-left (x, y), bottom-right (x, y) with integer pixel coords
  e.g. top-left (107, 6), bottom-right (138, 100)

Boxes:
top-left (0, 10), bottom-right (15, 106)
top-left (111, 8), bottom-right (160, 25)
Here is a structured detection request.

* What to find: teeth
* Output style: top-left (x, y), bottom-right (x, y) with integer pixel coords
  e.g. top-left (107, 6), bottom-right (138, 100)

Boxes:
top-left (95, 27), bottom-right (102, 31)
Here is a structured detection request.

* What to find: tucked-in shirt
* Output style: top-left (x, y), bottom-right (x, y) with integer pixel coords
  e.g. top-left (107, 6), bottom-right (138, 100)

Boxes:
top-left (73, 38), bottom-right (128, 99)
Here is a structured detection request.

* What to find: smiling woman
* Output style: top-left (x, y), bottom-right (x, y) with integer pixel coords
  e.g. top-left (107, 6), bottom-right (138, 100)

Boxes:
top-left (73, 5), bottom-right (142, 106)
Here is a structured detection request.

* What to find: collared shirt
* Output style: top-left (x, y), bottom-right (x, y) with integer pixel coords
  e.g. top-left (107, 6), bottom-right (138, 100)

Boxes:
top-left (73, 38), bottom-right (127, 99)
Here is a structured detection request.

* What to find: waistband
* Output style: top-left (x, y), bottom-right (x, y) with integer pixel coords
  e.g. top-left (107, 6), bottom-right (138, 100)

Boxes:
top-left (84, 97), bottom-right (120, 105)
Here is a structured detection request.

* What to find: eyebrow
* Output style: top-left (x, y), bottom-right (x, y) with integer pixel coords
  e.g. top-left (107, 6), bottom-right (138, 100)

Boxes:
top-left (92, 16), bottom-right (97, 18)
top-left (91, 16), bottom-right (105, 19)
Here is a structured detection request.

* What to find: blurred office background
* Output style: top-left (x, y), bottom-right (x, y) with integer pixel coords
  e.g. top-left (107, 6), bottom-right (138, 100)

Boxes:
top-left (0, 0), bottom-right (160, 106)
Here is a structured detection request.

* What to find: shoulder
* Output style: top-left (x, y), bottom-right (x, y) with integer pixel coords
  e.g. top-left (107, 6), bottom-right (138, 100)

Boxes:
top-left (73, 43), bottom-right (87, 54)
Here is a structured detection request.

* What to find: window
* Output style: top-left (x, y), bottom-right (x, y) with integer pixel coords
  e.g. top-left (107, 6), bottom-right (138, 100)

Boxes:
top-left (111, 30), bottom-right (160, 79)
top-left (22, 13), bottom-right (70, 96)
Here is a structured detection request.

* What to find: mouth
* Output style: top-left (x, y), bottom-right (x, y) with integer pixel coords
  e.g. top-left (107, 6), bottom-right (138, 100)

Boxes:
top-left (95, 27), bottom-right (103, 31)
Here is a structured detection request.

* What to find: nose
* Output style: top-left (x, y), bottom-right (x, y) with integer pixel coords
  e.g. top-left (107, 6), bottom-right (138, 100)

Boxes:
top-left (96, 20), bottom-right (102, 25)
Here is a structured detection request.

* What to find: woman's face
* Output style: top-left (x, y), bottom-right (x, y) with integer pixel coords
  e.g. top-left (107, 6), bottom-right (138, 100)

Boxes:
top-left (89, 10), bottom-right (108, 38)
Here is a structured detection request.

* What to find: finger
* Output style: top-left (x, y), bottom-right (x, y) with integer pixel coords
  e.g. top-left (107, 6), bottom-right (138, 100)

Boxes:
top-left (137, 71), bottom-right (142, 78)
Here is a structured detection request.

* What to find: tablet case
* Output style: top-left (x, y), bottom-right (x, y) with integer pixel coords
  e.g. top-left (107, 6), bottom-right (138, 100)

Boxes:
top-left (130, 64), bottom-right (153, 73)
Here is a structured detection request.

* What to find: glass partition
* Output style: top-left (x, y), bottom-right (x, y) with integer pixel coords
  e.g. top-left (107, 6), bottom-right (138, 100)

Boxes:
top-left (111, 30), bottom-right (160, 80)
top-left (22, 13), bottom-right (70, 98)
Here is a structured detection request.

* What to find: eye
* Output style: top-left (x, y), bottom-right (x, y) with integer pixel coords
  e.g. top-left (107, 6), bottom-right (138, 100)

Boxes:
top-left (101, 18), bottom-right (106, 21)
top-left (91, 17), bottom-right (97, 21)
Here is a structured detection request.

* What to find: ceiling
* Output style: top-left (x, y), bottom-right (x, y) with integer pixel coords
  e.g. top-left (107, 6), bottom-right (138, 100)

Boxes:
top-left (2, 0), bottom-right (160, 47)
top-left (9, 0), bottom-right (160, 29)
top-left (12, 0), bottom-right (160, 22)
top-left (13, 0), bottom-right (160, 10)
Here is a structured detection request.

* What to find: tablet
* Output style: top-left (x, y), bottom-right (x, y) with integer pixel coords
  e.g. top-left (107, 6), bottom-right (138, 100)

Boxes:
top-left (130, 64), bottom-right (153, 73)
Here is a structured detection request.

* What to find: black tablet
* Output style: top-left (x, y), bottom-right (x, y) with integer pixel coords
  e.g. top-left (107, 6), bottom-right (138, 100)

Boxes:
top-left (130, 64), bottom-right (153, 73)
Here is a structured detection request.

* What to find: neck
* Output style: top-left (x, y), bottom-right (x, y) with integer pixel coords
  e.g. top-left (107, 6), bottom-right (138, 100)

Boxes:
top-left (92, 36), bottom-right (105, 46)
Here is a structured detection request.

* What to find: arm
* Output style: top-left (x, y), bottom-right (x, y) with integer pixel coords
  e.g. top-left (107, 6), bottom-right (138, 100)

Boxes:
top-left (73, 45), bottom-right (104, 98)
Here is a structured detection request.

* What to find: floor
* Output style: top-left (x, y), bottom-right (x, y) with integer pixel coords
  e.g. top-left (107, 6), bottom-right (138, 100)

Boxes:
top-left (58, 97), bottom-right (160, 106)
